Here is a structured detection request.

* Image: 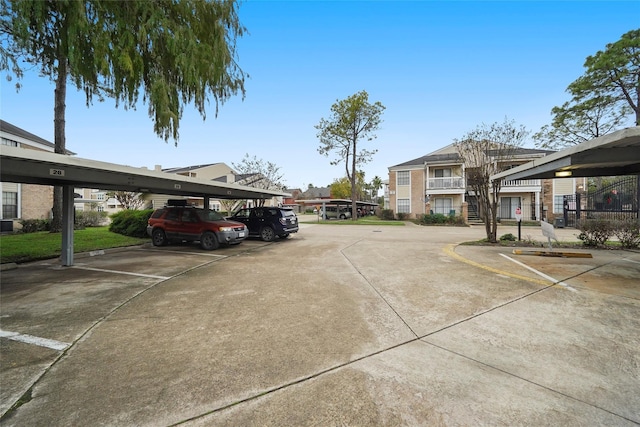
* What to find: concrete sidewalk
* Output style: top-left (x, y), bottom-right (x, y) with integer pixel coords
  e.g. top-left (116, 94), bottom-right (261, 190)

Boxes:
top-left (1, 223), bottom-right (638, 426)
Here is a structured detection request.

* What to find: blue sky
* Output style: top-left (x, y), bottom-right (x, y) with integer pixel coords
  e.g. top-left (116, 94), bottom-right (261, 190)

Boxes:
top-left (1, 1), bottom-right (638, 190)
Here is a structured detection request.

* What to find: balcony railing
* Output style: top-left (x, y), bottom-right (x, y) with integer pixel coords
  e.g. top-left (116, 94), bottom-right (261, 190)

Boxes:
top-left (425, 177), bottom-right (540, 190)
top-left (502, 179), bottom-right (541, 187)
top-left (427, 177), bottom-right (465, 189)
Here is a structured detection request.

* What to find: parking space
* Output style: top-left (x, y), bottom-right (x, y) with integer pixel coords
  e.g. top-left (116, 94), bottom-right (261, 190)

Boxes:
top-left (1, 224), bottom-right (638, 426)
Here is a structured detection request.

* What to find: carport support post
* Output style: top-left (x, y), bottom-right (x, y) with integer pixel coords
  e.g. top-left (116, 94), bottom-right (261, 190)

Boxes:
top-left (61, 185), bottom-right (75, 266)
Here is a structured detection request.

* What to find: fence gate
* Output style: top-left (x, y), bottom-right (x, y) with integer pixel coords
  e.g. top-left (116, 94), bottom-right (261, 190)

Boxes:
top-left (563, 176), bottom-right (640, 227)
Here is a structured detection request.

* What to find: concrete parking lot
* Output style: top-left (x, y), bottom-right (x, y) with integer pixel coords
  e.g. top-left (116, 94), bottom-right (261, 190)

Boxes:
top-left (1, 223), bottom-right (639, 426)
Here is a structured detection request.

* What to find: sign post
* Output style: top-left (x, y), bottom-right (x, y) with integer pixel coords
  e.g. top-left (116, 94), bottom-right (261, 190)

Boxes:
top-left (514, 207), bottom-right (522, 241)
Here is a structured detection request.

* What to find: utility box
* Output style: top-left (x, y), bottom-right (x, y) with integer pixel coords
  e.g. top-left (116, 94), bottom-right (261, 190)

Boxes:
top-left (1, 220), bottom-right (13, 232)
top-left (554, 217), bottom-right (565, 228)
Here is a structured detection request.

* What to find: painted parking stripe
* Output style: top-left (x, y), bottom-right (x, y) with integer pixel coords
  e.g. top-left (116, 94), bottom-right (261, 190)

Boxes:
top-left (0, 330), bottom-right (69, 351)
top-left (140, 248), bottom-right (228, 258)
top-left (499, 254), bottom-right (577, 292)
top-left (71, 266), bottom-right (169, 280)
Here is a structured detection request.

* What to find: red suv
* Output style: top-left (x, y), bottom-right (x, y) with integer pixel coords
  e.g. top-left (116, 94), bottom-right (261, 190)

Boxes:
top-left (147, 205), bottom-right (248, 250)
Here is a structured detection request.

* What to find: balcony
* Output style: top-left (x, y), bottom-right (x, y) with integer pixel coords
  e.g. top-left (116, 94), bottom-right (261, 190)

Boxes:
top-left (502, 179), bottom-right (541, 188)
top-left (427, 176), bottom-right (465, 190)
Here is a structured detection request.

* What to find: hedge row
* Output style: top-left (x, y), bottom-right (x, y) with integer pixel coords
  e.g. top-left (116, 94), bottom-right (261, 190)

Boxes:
top-left (577, 218), bottom-right (640, 248)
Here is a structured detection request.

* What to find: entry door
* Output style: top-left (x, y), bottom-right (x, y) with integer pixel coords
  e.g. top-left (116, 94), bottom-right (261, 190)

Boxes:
top-left (434, 198), bottom-right (452, 215)
top-left (500, 197), bottom-right (521, 219)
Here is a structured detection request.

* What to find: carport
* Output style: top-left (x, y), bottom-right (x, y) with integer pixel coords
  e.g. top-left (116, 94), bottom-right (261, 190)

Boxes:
top-left (493, 126), bottom-right (640, 180)
top-left (296, 198), bottom-right (378, 216)
top-left (0, 145), bottom-right (289, 266)
top-left (493, 126), bottom-right (640, 217)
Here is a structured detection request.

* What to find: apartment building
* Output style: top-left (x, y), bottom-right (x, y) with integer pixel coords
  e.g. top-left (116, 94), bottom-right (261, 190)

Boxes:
top-left (387, 143), bottom-right (583, 222)
top-left (0, 121), bottom-right (62, 230)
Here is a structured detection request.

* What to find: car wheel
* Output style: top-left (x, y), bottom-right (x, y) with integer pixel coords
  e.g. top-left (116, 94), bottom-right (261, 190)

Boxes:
top-left (260, 226), bottom-right (276, 242)
top-left (339, 214), bottom-right (346, 219)
top-left (200, 231), bottom-right (220, 250)
top-left (152, 229), bottom-right (168, 246)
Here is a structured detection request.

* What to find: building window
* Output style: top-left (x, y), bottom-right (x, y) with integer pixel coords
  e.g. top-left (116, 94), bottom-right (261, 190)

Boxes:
top-left (1, 137), bottom-right (18, 147)
top-left (97, 205), bottom-right (104, 212)
top-left (554, 195), bottom-right (564, 213)
top-left (397, 198), bottom-right (410, 213)
top-left (434, 168), bottom-right (452, 178)
top-left (2, 191), bottom-right (18, 218)
top-left (434, 198), bottom-right (452, 215)
top-left (96, 193), bottom-right (105, 201)
top-left (397, 171), bottom-right (410, 186)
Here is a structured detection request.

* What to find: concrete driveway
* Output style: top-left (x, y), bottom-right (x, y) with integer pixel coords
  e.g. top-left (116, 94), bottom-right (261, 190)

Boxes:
top-left (1, 223), bottom-right (638, 426)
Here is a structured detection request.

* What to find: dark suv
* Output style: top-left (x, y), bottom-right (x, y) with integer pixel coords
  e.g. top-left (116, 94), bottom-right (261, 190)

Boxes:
top-left (228, 207), bottom-right (299, 242)
top-left (147, 205), bottom-right (248, 250)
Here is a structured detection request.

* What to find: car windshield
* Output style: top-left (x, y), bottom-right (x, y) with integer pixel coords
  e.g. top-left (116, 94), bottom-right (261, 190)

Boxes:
top-left (282, 210), bottom-right (296, 217)
top-left (198, 210), bottom-right (226, 221)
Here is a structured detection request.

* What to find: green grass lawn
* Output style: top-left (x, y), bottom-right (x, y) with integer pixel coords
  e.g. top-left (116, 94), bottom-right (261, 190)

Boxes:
top-left (0, 227), bottom-right (149, 264)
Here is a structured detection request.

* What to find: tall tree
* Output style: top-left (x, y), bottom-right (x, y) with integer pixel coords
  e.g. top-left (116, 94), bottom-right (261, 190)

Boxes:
top-left (105, 191), bottom-right (148, 210)
top-left (316, 90), bottom-right (385, 220)
top-left (533, 96), bottom-right (631, 149)
top-left (370, 175), bottom-right (383, 202)
top-left (330, 177), bottom-right (351, 199)
top-left (232, 154), bottom-right (285, 207)
top-left (0, 0), bottom-right (247, 231)
top-left (454, 118), bottom-right (529, 243)
top-left (535, 29), bottom-right (639, 150)
top-left (570, 29), bottom-right (639, 126)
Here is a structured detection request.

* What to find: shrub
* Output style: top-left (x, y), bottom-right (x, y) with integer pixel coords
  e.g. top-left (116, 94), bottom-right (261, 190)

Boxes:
top-left (612, 218), bottom-right (640, 249)
top-left (577, 218), bottom-right (614, 247)
top-left (499, 233), bottom-right (516, 241)
top-left (418, 213), bottom-right (466, 226)
top-left (396, 212), bottom-right (408, 220)
top-left (380, 209), bottom-right (394, 220)
top-left (75, 210), bottom-right (109, 228)
top-left (419, 213), bottom-right (447, 224)
top-left (19, 219), bottom-right (50, 233)
top-left (109, 209), bottom-right (153, 238)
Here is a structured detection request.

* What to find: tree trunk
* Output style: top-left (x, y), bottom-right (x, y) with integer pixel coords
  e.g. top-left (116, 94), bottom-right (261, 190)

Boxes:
top-left (490, 200), bottom-right (498, 243)
top-left (350, 136), bottom-right (358, 220)
top-left (50, 60), bottom-right (68, 233)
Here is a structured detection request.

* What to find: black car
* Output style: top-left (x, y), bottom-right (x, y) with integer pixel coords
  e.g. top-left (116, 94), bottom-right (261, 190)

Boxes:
top-left (228, 207), bottom-right (299, 242)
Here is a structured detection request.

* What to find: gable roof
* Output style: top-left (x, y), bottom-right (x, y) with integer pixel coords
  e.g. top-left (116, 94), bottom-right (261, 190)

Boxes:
top-left (162, 163), bottom-right (221, 173)
top-left (300, 186), bottom-right (331, 199)
top-left (0, 120), bottom-right (75, 154)
top-left (390, 146), bottom-right (554, 169)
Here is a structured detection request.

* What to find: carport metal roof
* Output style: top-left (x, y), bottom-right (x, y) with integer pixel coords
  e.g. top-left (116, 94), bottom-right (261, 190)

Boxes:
top-left (295, 199), bottom-right (378, 207)
top-left (0, 145), bottom-right (289, 266)
top-left (492, 126), bottom-right (640, 181)
top-left (0, 145), bottom-right (288, 200)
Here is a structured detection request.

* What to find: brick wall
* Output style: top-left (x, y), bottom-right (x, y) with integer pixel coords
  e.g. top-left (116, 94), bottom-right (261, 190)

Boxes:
top-left (21, 183), bottom-right (53, 219)
top-left (410, 169), bottom-right (425, 218)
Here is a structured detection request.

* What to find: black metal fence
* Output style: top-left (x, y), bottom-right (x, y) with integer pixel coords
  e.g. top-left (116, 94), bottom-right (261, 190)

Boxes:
top-left (563, 176), bottom-right (639, 227)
